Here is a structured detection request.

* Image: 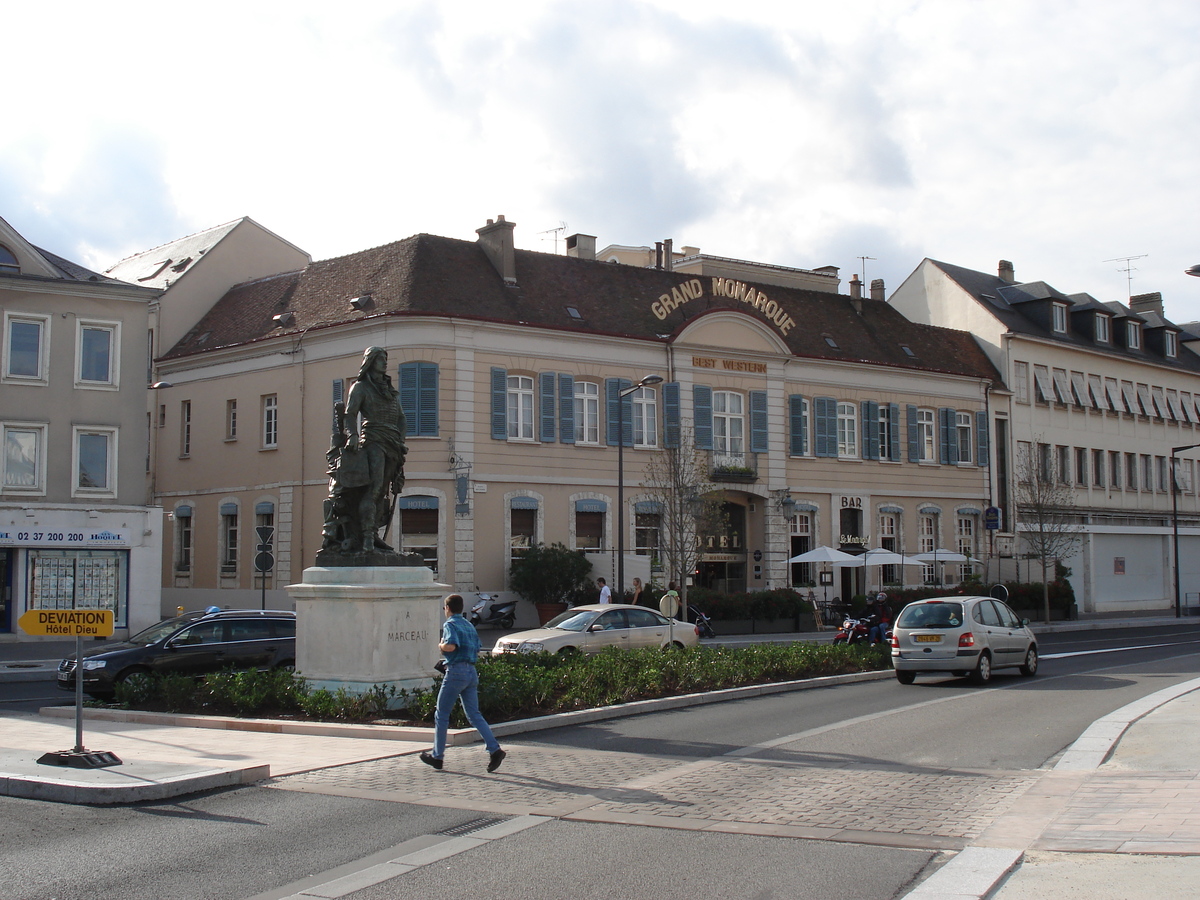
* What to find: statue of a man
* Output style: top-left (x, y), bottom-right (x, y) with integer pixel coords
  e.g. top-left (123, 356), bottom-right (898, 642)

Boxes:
top-left (343, 347), bottom-right (407, 554)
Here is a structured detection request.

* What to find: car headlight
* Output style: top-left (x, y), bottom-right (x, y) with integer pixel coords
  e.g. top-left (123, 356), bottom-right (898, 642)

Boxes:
top-left (521, 642), bottom-right (543, 653)
top-left (82, 659), bottom-right (107, 670)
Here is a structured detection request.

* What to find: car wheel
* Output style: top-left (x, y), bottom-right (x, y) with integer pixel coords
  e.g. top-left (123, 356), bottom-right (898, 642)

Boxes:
top-left (274, 659), bottom-right (295, 672)
top-left (895, 670), bottom-right (916, 685)
top-left (1020, 646), bottom-right (1038, 677)
top-left (556, 646), bottom-right (579, 657)
top-left (666, 641), bottom-right (686, 650)
top-left (115, 667), bottom-right (154, 697)
top-left (971, 652), bottom-right (992, 685)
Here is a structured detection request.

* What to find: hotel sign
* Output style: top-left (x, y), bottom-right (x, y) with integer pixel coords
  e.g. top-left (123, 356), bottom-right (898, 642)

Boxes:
top-left (691, 357), bottom-right (768, 374)
top-left (650, 277), bottom-right (797, 337)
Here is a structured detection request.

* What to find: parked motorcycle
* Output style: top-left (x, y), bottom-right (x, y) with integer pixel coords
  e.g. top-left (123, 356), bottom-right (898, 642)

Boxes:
top-left (832, 613), bottom-right (889, 645)
top-left (688, 605), bottom-right (717, 639)
top-left (469, 593), bottom-right (517, 630)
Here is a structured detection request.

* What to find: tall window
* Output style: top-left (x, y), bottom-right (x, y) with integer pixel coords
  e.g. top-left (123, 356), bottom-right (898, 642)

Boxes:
top-left (574, 510), bottom-right (604, 550)
top-left (2, 423), bottom-right (45, 492)
top-left (1013, 361), bottom-right (1030, 404)
top-left (955, 412), bottom-right (972, 464)
top-left (1165, 331), bottom-right (1178, 358)
top-left (573, 381), bottom-right (600, 444)
top-left (507, 375), bottom-right (535, 440)
top-left (1038, 443), bottom-right (1053, 482)
top-left (631, 386), bottom-right (658, 447)
top-left (879, 406), bottom-right (897, 460)
top-left (1095, 313), bottom-right (1110, 343)
top-left (1057, 446), bottom-right (1071, 484)
top-left (399, 501), bottom-right (438, 573)
top-left (174, 508), bottom-right (193, 574)
top-left (77, 322), bottom-right (117, 386)
top-left (1092, 449), bottom-right (1105, 487)
top-left (4, 313), bottom-right (48, 382)
top-left (225, 400), bottom-right (238, 440)
top-left (220, 505), bottom-right (239, 575)
top-left (74, 427), bottom-right (115, 495)
top-left (917, 408), bottom-right (936, 461)
top-left (919, 515), bottom-right (937, 583)
top-left (509, 505), bottom-right (537, 567)
top-left (1126, 453), bottom-right (1138, 491)
top-left (1109, 451), bottom-right (1121, 489)
top-left (837, 402), bottom-right (858, 458)
top-left (1127, 321), bottom-right (1142, 349)
top-left (1157, 456), bottom-right (1168, 492)
top-left (879, 514), bottom-right (898, 584)
top-left (180, 400), bottom-right (191, 456)
top-left (713, 391), bottom-right (744, 458)
top-left (1052, 302), bottom-right (1068, 333)
top-left (956, 516), bottom-right (976, 581)
top-left (1143, 455), bottom-right (1154, 492)
top-left (635, 512), bottom-right (661, 558)
top-left (790, 513), bottom-right (813, 585)
top-left (262, 395), bottom-right (278, 449)
top-left (1075, 447), bottom-right (1088, 486)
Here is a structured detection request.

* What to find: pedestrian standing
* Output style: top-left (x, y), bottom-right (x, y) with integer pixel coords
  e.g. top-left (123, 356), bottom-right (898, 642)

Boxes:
top-left (660, 581), bottom-right (681, 619)
top-left (597, 577), bottom-right (612, 604)
top-left (630, 577), bottom-right (643, 606)
top-left (421, 594), bottom-right (506, 773)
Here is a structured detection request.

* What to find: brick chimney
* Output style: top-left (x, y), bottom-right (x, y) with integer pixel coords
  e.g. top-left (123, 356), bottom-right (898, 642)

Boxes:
top-left (849, 274), bottom-right (863, 299)
top-left (476, 215), bottom-right (517, 284)
top-left (998, 260), bottom-right (1015, 283)
top-left (870, 278), bottom-right (885, 301)
top-left (565, 233), bottom-right (596, 260)
top-left (1129, 291), bottom-right (1164, 317)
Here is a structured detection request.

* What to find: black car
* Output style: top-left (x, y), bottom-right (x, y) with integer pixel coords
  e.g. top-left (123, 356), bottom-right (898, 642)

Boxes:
top-left (57, 608), bottom-right (296, 698)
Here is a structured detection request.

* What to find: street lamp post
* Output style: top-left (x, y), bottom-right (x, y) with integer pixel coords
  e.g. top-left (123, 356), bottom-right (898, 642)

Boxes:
top-left (1171, 443), bottom-right (1200, 618)
top-left (617, 374), bottom-right (664, 599)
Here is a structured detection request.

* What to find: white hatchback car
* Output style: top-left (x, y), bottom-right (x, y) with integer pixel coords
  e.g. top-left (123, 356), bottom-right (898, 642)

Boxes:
top-left (491, 604), bottom-right (699, 655)
top-left (890, 596), bottom-right (1038, 685)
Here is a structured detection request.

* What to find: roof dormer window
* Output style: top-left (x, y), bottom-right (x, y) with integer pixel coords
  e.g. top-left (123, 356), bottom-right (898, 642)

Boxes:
top-left (0, 245), bottom-right (18, 275)
top-left (1052, 302), bottom-right (1068, 334)
top-left (1165, 330), bottom-right (1178, 358)
top-left (1127, 321), bottom-right (1142, 350)
top-left (1095, 313), bottom-right (1110, 343)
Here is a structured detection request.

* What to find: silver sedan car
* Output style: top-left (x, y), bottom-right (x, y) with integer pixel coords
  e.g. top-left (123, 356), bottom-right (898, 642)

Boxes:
top-left (491, 604), bottom-right (699, 655)
top-left (890, 596), bottom-right (1038, 685)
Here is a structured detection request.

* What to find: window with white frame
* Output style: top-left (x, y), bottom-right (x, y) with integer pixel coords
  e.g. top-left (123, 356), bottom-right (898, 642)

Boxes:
top-left (956, 515), bottom-right (977, 580)
top-left (4, 312), bottom-right (49, 383)
top-left (1127, 321), bottom-right (1142, 349)
top-left (919, 514), bottom-right (937, 582)
top-left (1057, 445), bottom-right (1071, 485)
top-left (0, 245), bottom-right (18, 274)
top-left (1075, 447), bottom-right (1088, 486)
top-left (73, 426), bottom-right (116, 496)
top-left (1052, 302), bottom-right (1068, 333)
top-left (1095, 313), bottom-right (1110, 343)
top-left (507, 375), bottom-right (535, 441)
top-left (262, 395), bottom-right (278, 449)
top-left (573, 381), bottom-right (600, 444)
top-left (1142, 454), bottom-right (1154, 491)
top-left (1109, 451), bottom-right (1121, 489)
top-left (76, 320), bottom-right (118, 387)
top-left (509, 504), bottom-right (537, 568)
top-left (180, 400), bottom-right (191, 457)
top-left (790, 512), bottom-right (813, 585)
top-left (917, 408), bottom-right (936, 461)
top-left (713, 391), bottom-right (745, 459)
top-left (1012, 361), bottom-right (1030, 403)
top-left (174, 507), bottom-right (193, 573)
top-left (1166, 331), bottom-right (1178, 358)
top-left (225, 399), bottom-right (237, 440)
top-left (879, 514), bottom-right (898, 584)
top-left (1092, 449), bottom-right (1105, 487)
top-left (878, 405), bottom-right (897, 460)
top-left (220, 505), bottom-right (239, 575)
top-left (2, 422), bottom-right (46, 493)
top-left (631, 386), bottom-right (658, 447)
top-left (837, 402), bottom-right (858, 458)
top-left (955, 412), bottom-right (972, 464)
top-left (1126, 453), bottom-right (1138, 490)
top-left (635, 511), bottom-right (661, 557)
top-left (1157, 456), bottom-right (1168, 492)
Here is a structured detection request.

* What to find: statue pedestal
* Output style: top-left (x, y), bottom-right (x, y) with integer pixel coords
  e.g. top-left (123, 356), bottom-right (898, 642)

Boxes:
top-left (287, 566), bottom-right (447, 707)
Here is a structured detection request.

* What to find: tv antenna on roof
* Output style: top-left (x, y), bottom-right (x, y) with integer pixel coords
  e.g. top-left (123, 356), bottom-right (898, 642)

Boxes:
top-left (539, 221), bottom-right (567, 254)
top-left (857, 255), bottom-right (876, 285)
top-left (1104, 254), bottom-right (1148, 299)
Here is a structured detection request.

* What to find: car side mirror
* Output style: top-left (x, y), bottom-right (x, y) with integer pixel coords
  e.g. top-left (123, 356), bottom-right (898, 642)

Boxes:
top-left (589, 624), bottom-right (605, 632)
top-left (1020, 618), bottom-right (1030, 627)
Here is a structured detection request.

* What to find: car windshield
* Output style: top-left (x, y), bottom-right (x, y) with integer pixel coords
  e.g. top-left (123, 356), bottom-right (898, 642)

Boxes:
top-left (897, 602), bottom-right (964, 629)
top-left (544, 610), bottom-right (597, 632)
top-left (127, 615), bottom-right (197, 646)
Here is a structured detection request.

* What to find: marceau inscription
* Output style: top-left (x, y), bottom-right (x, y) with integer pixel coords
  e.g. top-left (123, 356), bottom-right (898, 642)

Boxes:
top-left (387, 629), bottom-right (429, 642)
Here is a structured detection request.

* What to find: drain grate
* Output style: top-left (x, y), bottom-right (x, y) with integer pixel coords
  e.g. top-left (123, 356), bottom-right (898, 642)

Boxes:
top-left (438, 816), bottom-right (509, 837)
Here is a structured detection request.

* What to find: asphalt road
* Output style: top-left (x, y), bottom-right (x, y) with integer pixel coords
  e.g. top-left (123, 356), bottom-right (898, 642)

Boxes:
top-left (2, 624), bottom-right (1198, 900)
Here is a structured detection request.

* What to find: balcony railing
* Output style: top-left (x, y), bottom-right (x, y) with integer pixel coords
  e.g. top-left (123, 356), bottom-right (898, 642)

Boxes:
top-left (709, 451), bottom-right (758, 482)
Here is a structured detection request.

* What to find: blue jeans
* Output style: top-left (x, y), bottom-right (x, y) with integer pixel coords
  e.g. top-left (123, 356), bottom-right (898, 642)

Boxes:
top-left (432, 661), bottom-right (500, 758)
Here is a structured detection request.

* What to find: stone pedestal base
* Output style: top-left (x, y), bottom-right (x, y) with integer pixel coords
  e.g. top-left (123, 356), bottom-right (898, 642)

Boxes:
top-left (287, 566), bottom-right (447, 708)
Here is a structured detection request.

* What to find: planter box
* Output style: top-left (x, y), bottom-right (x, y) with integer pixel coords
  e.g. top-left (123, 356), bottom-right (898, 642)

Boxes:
top-left (712, 618), bottom-right (755, 634)
top-left (712, 471), bottom-right (758, 483)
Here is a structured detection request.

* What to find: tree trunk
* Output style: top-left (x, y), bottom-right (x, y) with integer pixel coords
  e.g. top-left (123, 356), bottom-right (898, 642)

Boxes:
top-left (1042, 558), bottom-right (1051, 624)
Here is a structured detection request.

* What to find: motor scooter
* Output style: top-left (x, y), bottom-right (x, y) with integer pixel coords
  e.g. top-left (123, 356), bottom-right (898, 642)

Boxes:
top-left (832, 613), bottom-right (889, 645)
top-left (469, 593), bottom-right (517, 630)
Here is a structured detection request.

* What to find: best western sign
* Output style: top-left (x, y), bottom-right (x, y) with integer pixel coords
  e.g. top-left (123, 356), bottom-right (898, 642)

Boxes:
top-left (19, 609), bottom-right (115, 637)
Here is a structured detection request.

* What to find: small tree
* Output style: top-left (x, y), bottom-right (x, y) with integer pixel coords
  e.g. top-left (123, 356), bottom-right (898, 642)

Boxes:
top-left (638, 425), bottom-right (727, 607)
top-left (508, 542), bottom-right (593, 607)
top-left (1015, 441), bottom-right (1084, 623)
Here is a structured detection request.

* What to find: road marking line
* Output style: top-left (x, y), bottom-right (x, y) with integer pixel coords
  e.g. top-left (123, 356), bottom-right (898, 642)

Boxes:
top-left (1042, 640), bottom-right (1200, 660)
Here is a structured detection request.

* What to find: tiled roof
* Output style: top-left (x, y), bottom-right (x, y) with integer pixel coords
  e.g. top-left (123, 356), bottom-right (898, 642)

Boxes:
top-left (162, 233), bottom-right (1000, 382)
top-left (34, 247), bottom-right (133, 286)
top-left (104, 219), bottom-right (243, 288)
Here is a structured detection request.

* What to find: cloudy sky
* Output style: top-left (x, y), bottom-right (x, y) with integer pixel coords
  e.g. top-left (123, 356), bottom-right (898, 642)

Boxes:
top-left (5, 1), bottom-right (1200, 320)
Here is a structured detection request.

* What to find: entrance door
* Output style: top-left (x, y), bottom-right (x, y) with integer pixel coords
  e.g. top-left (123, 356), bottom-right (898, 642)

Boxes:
top-left (0, 550), bottom-right (10, 632)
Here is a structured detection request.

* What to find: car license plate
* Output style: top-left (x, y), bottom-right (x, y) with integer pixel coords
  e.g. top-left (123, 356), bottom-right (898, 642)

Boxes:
top-left (914, 635), bottom-right (941, 643)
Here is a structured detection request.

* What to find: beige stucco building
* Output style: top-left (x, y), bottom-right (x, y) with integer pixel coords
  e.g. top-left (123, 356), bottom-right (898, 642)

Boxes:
top-left (144, 216), bottom-right (999, 623)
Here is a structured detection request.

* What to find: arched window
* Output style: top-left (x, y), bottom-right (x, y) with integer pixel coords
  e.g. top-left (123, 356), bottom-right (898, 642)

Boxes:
top-left (0, 245), bottom-right (18, 274)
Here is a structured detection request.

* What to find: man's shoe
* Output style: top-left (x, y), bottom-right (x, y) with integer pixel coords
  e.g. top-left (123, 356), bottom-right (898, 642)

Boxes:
top-left (487, 749), bottom-right (507, 773)
top-left (420, 751), bottom-right (443, 770)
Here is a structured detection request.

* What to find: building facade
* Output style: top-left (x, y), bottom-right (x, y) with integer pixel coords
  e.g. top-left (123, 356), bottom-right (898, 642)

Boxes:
top-left (0, 216), bottom-right (162, 640)
top-left (891, 258), bottom-right (1200, 614)
top-left (147, 217), bottom-right (999, 621)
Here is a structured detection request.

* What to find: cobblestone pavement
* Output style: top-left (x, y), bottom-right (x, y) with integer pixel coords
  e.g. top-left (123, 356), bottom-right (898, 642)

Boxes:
top-left (273, 741), bottom-right (1042, 850)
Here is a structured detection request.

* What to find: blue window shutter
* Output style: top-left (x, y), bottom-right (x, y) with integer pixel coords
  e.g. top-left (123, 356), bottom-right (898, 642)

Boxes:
top-left (749, 390), bottom-right (768, 454)
top-left (539, 372), bottom-right (556, 442)
top-left (606, 378), bottom-right (632, 446)
top-left (694, 385), bottom-right (713, 450)
top-left (788, 394), bottom-right (805, 456)
top-left (332, 379), bottom-right (344, 432)
top-left (418, 363), bottom-right (438, 436)
top-left (559, 374), bottom-right (575, 444)
top-left (906, 404), bottom-right (919, 462)
top-left (813, 397), bottom-right (835, 458)
top-left (889, 403), bottom-right (901, 461)
top-left (663, 382), bottom-right (681, 448)
top-left (490, 367), bottom-right (507, 440)
top-left (860, 401), bottom-right (877, 460)
top-left (399, 363), bottom-right (418, 436)
top-left (938, 408), bottom-right (951, 464)
top-left (976, 410), bottom-right (989, 467)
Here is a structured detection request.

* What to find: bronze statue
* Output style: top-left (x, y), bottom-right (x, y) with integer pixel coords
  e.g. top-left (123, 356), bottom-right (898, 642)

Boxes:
top-left (318, 347), bottom-right (423, 567)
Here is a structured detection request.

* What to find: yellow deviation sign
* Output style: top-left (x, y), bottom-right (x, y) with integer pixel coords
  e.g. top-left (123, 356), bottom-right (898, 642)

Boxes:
top-left (19, 609), bottom-right (114, 637)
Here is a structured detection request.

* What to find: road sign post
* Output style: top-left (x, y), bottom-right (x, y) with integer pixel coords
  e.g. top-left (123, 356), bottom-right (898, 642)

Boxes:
top-left (19, 609), bottom-right (121, 768)
top-left (255, 526), bottom-right (275, 610)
